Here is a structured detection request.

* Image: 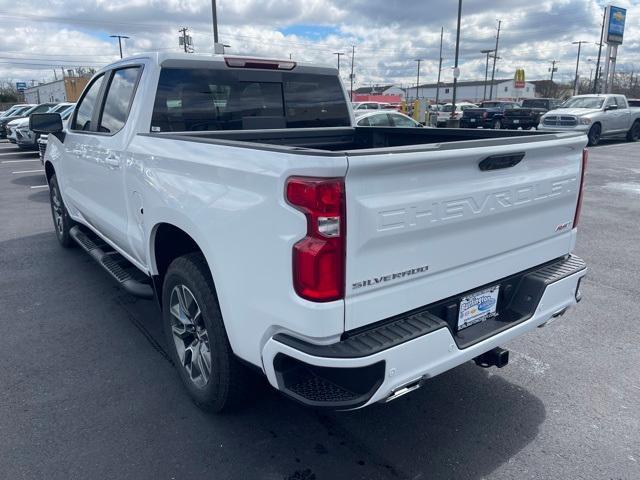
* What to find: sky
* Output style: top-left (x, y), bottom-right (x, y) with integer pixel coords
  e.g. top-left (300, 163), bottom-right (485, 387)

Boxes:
top-left (0, 0), bottom-right (639, 90)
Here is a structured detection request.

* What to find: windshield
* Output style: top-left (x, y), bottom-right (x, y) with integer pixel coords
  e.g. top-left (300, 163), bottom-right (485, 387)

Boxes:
top-left (442, 105), bottom-right (454, 112)
top-left (561, 97), bottom-right (604, 109)
top-left (522, 100), bottom-right (548, 108)
top-left (152, 68), bottom-right (350, 132)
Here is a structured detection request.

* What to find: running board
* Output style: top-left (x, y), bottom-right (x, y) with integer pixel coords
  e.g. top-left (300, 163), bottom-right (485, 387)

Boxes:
top-left (69, 226), bottom-right (154, 299)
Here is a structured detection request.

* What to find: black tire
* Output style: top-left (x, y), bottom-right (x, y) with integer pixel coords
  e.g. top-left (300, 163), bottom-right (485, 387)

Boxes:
top-left (162, 252), bottom-right (250, 412)
top-left (48, 174), bottom-right (75, 248)
top-left (626, 120), bottom-right (640, 142)
top-left (492, 118), bottom-right (502, 130)
top-left (588, 123), bottom-right (601, 146)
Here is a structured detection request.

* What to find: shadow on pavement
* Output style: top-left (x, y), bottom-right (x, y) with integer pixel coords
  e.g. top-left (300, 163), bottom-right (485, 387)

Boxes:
top-left (27, 190), bottom-right (50, 203)
top-left (0, 232), bottom-right (546, 480)
top-left (11, 174), bottom-right (47, 187)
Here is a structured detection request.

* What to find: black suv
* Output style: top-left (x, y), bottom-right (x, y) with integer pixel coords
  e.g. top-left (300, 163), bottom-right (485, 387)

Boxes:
top-left (460, 101), bottom-right (520, 129)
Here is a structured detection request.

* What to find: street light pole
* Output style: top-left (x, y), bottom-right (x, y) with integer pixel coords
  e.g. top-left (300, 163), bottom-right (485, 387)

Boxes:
top-left (333, 52), bottom-right (345, 71)
top-left (211, 0), bottom-right (219, 44)
top-left (488, 19), bottom-right (502, 100)
top-left (481, 49), bottom-right (494, 100)
top-left (109, 35), bottom-right (129, 59)
top-left (435, 26), bottom-right (444, 111)
top-left (572, 41), bottom-right (588, 95)
top-left (594, 6), bottom-right (606, 93)
top-left (449, 0), bottom-right (462, 127)
top-left (415, 59), bottom-right (422, 101)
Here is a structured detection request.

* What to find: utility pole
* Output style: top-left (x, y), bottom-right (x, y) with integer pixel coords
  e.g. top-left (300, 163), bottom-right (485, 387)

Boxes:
top-left (572, 41), bottom-right (588, 95)
top-left (594, 6), bottom-right (606, 93)
top-left (449, 0), bottom-right (462, 127)
top-left (481, 49), bottom-right (494, 100)
top-left (349, 45), bottom-right (355, 101)
top-left (488, 19), bottom-right (502, 100)
top-left (211, 0), bottom-right (219, 44)
top-left (435, 26), bottom-right (444, 110)
top-left (333, 52), bottom-right (345, 71)
top-left (179, 27), bottom-right (191, 53)
top-left (549, 59), bottom-right (558, 82)
top-left (415, 59), bottom-right (422, 101)
top-left (109, 35), bottom-right (129, 59)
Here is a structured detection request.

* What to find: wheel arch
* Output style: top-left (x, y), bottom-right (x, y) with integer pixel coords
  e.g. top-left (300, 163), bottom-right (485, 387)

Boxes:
top-left (44, 160), bottom-right (55, 183)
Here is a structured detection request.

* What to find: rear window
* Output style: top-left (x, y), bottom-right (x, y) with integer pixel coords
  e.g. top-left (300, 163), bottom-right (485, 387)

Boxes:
top-left (151, 68), bottom-right (351, 132)
top-left (522, 99), bottom-right (548, 108)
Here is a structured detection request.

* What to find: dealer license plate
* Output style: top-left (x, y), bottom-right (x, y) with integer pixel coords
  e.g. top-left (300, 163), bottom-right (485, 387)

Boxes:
top-left (470, 118), bottom-right (476, 122)
top-left (513, 119), bottom-right (520, 124)
top-left (458, 285), bottom-right (500, 330)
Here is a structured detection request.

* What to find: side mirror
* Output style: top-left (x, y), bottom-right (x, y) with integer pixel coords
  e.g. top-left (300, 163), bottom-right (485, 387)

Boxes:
top-left (30, 113), bottom-right (63, 133)
top-left (605, 104), bottom-right (618, 111)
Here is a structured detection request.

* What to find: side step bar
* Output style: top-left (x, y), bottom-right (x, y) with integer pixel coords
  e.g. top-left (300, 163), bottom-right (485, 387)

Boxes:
top-left (69, 226), bottom-right (154, 299)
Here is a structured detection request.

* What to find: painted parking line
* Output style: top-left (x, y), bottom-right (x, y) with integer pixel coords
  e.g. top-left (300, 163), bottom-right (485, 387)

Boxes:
top-left (1, 159), bottom-right (40, 164)
top-left (0, 151), bottom-right (37, 156)
top-left (12, 169), bottom-right (44, 174)
top-left (30, 185), bottom-right (48, 189)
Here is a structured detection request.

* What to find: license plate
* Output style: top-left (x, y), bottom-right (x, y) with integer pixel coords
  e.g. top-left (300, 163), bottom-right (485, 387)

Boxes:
top-left (458, 285), bottom-right (500, 330)
top-left (513, 119), bottom-right (520, 124)
top-left (470, 118), bottom-right (476, 122)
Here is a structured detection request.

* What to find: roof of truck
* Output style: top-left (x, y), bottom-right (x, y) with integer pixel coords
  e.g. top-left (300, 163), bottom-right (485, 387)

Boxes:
top-left (104, 52), bottom-right (333, 71)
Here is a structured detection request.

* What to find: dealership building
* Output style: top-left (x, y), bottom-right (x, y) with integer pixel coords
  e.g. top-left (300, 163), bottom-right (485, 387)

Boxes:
top-left (411, 78), bottom-right (537, 103)
top-left (24, 75), bottom-right (91, 104)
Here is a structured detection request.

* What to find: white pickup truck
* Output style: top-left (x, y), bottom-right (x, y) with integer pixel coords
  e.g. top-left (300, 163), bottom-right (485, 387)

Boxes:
top-left (32, 53), bottom-right (588, 412)
top-left (538, 94), bottom-right (640, 146)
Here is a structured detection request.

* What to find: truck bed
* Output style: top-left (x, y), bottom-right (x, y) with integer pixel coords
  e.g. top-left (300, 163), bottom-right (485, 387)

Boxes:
top-left (143, 127), bottom-right (584, 155)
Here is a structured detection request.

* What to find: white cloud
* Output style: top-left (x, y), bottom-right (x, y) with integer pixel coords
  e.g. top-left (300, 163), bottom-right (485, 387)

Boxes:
top-left (0, 0), bottom-right (638, 90)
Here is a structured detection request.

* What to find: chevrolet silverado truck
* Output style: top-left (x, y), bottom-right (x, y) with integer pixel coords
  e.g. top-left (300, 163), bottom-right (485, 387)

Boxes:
top-left (503, 98), bottom-right (563, 130)
top-left (538, 94), bottom-right (640, 146)
top-left (460, 100), bottom-right (520, 129)
top-left (31, 53), bottom-right (588, 412)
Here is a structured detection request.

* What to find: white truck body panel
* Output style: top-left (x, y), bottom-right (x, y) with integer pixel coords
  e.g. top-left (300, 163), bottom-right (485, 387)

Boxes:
top-left (42, 52), bottom-right (588, 408)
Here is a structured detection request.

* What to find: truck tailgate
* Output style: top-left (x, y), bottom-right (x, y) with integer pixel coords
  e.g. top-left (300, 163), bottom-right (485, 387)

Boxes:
top-left (344, 136), bottom-right (586, 331)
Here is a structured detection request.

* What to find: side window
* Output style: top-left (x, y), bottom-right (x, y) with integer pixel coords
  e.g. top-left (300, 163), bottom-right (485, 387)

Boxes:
top-left (616, 96), bottom-right (627, 108)
top-left (72, 74), bottom-right (105, 131)
top-left (605, 97), bottom-right (616, 109)
top-left (368, 113), bottom-right (392, 126)
top-left (357, 117), bottom-right (371, 126)
top-left (390, 114), bottom-right (416, 127)
top-left (99, 67), bottom-right (141, 134)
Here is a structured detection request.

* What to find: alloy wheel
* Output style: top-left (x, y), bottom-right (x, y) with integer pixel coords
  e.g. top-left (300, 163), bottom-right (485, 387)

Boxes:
top-left (169, 284), bottom-right (212, 389)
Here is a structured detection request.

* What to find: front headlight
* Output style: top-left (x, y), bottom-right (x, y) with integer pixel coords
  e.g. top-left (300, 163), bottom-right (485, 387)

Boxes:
top-left (579, 117), bottom-right (592, 125)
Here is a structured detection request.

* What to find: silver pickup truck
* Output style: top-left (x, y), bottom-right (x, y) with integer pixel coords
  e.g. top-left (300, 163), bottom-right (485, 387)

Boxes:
top-left (538, 94), bottom-right (640, 146)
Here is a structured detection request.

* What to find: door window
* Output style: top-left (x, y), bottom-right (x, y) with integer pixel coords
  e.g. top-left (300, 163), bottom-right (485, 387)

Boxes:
top-left (99, 67), bottom-right (141, 134)
top-left (367, 113), bottom-right (392, 126)
top-left (390, 114), bottom-right (416, 127)
top-left (71, 74), bottom-right (105, 131)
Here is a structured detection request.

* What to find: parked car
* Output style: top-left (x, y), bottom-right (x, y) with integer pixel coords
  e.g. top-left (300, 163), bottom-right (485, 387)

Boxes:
top-left (352, 101), bottom-right (392, 111)
top-left (33, 53), bottom-right (587, 412)
top-left (0, 104), bottom-right (36, 137)
top-left (17, 103), bottom-right (75, 150)
top-left (436, 102), bottom-right (478, 127)
top-left (538, 94), bottom-right (640, 146)
top-left (502, 98), bottom-right (564, 130)
top-left (0, 104), bottom-right (32, 119)
top-left (355, 110), bottom-right (424, 127)
top-left (460, 100), bottom-right (521, 129)
top-left (1, 103), bottom-right (56, 140)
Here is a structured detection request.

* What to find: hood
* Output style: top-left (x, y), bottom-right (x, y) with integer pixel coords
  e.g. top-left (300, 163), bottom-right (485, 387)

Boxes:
top-left (544, 108), bottom-right (601, 117)
top-left (9, 117), bottom-right (29, 127)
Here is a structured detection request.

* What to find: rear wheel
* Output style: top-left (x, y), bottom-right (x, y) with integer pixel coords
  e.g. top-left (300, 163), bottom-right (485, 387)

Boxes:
top-left (162, 252), bottom-right (250, 412)
top-left (588, 123), bottom-right (601, 146)
top-left (48, 174), bottom-right (75, 248)
top-left (626, 120), bottom-right (640, 142)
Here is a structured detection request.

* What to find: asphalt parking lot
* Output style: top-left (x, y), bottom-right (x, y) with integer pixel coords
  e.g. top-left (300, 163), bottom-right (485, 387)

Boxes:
top-left (0, 138), bottom-right (639, 480)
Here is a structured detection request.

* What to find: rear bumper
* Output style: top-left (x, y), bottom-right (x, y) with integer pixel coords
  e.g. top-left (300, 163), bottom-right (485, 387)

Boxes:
top-left (503, 118), bottom-right (538, 129)
top-left (262, 255), bottom-right (586, 409)
top-left (460, 119), bottom-right (491, 128)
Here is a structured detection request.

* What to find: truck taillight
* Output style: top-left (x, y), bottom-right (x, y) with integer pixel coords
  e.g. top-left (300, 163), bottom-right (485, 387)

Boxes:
top-left (573, 148), bottom-right (588, 228)
top-left (286, 177), bottom-right (345, 302)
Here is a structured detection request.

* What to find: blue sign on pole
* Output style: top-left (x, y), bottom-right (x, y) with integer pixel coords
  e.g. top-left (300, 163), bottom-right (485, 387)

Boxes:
top-left (16, 81), bottom-right (27, 93)
top-left (607, 6), bottom-right (626, 45)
